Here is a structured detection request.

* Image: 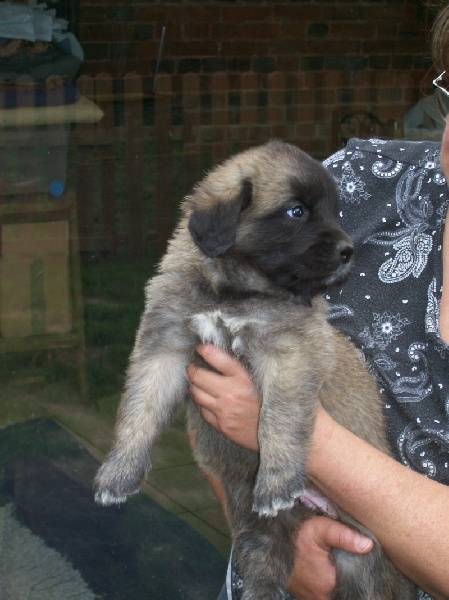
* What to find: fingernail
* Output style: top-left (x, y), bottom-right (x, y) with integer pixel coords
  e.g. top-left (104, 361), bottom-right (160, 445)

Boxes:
top-left (355, 534), bottom-right (373, 552)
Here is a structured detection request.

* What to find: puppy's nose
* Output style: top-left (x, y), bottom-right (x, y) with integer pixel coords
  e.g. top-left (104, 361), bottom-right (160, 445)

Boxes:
top-left (337, 242), bottom-right (354, 264)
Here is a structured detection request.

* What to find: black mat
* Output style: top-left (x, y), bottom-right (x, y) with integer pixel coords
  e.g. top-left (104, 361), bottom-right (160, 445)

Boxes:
top-left (0, 418), bottom-right (226, 599)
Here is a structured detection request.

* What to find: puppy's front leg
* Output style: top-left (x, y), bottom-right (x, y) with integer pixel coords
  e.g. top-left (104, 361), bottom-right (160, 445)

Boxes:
top-left (94, 350), bottom-right (189, 505)
top-left (251, 350), bottom-right (320, 517)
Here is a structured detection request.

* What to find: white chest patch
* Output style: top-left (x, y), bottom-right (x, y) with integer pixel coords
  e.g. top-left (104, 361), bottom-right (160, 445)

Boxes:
top-left (190, 310), bottom-right (265, 354)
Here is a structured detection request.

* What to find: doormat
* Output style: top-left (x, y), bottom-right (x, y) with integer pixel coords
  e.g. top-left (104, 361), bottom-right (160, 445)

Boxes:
top-left (0, 418), bottom-right (226, 599)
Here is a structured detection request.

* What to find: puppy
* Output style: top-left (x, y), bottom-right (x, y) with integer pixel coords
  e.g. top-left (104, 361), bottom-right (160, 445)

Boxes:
top-left (94, 141), bottom-right (415, 599)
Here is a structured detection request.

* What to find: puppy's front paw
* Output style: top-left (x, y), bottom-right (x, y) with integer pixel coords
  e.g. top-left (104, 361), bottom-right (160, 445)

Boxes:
top-left (252, 472), bottom-right (305, 517)
top-left (94, 489), bottom-right (131, 506)
top-left (94, 458), bottom-right (146, 505)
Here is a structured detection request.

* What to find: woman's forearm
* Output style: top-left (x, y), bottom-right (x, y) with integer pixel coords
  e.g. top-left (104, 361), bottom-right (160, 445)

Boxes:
top-left (189, 347), bottom-right (449, 597)
top-left (308, 406), bottom-right (449, 598)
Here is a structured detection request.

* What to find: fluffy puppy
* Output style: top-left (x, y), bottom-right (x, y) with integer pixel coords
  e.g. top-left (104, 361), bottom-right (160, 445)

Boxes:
top-left (94, 141), bottom-right (415, 599)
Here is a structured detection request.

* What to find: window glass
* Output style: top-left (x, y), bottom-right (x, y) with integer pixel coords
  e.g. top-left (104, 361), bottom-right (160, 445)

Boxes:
top-left (0, 2), bottom-right (440, 597)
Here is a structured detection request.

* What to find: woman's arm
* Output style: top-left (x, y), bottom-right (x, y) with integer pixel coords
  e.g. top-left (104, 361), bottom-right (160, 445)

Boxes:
top-left (188, 344), bottom-right (449, 599)
top-left (310, 406), bottom-right (449, 599)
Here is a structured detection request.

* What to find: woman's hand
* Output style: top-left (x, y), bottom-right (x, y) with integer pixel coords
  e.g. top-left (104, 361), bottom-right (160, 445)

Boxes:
top-left (287, 516), bottom-right (373, 600)
top-left (188, 344), bottom-right (261, 451)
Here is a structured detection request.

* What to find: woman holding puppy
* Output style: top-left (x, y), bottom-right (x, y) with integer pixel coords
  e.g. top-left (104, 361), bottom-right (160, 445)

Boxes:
top-left (188, 5), bottom-right (449, 600)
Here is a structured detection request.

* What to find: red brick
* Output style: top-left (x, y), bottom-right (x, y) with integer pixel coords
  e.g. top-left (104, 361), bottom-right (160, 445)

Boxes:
top-left (228, 126), bottom-right (243, 142)
top-left (78, 6), bottom-right (109, 23)
top-left (276, 56), bottom-right (301, 72)
top-left (378, 88), bottom-right (403, 103)
top-left (362, 5), bottom-right (417, 21)
top-left (164, 41), bottom-right (219, 58)
top-left (292, 122), bottom-right (317, 139)
top-left (280, 23), bottom-right (309, 39)
top-left (258, 106), bottom-right (281, 123)
top-left (132, 7), bottom-right (171, 22)
top-left (79, 61), bottom-right (109, 77)
top-left (157, 23), bottom-right (183, 42)
top-left (362, 40), bottom-right (414, 54)
top-left (210, 72), bottom-right (230, 93)
top-left (274, 5), bottom-right (323, 21)
top-left (267, 72), bottom-right (287, 90)
top-left (314, 88), bottom-right (337, 105)
top-left (183, 73), bottom-right (201, 94)
top-left (327, 6), bottom-right (364, 21)
top-left (212, 22), bottom-right (279, 41)
top-left (377, 22), bottom-right (400, 39)
top-left (220, 7), bottom-right (274, 22)
top-left (201, 126), bottom-right (225, 143)
top-left (240, 108), bottom-right (260, 125)
top-left (220, 41), bottom-right (270, 58)
top-left (210, 143), bottom-right (230, 163)
top-left (375, 72), bottom-right (400, 87)
top-left (241, 72), bottom-right (262, 90)
top-left (353, 71), bottom-right (377, 87)
top-left (354, 87), bottom-right (377, 104)
top-left (329, 22), bottom-right (377, 40)
top-left (322, 71), bottom-right (351, 88)
top-left (270, 124), bottom-right (292, 140)
top-left (79, 24), bottom-right (115, 42)
top-left (176, 7), bottom-right (222, 23)
top-left (181, 22), bottom-right (212, 41)
top-left (210, 95), bottom-right (228, 114)
top-left (402, 89), bottom-right (420, 104)
top-left (154, 73), bottom-right (172, 94)
top-left (211, 110), bottom-right (229, 126)
top-left (286, 105), bottom-right (319, 123)
top-left (273, 39), bottom-right (360, 55)
top-left (241, 92), bottom-right (260, 107)
top-left (268, 91), bottom-right (287, 107)
top-left (247, 125), bottom-right (271, 142)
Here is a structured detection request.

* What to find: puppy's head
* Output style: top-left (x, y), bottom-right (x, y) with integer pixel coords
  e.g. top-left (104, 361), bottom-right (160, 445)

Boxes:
top-left (187, 140), bottom-right (353, 303)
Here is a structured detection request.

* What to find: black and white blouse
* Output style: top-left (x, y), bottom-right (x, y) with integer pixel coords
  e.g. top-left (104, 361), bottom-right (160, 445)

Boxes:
top-left (227, 138), bottom-right (449, 600)
top-left (324, 138), bottom-right (449, 488)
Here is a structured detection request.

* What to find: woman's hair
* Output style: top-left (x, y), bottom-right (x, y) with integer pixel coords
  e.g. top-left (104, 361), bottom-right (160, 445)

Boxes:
top-left (432, 3), bottom-right (449, 73)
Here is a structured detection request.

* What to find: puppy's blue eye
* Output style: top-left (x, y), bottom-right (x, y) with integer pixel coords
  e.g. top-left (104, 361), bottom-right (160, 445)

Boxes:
top-left (286, 205), bottom-right (305, 219)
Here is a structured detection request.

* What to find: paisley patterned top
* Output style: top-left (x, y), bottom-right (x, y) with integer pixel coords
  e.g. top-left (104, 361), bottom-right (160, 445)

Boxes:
top-left (226, 138), bottom-right (448, 600)
top-left (324, 138), bottom-right (449, 491)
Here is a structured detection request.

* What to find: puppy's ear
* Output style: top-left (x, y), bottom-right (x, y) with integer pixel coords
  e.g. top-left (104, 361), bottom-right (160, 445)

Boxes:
top-left (188, 178), bottom-right (252, 257)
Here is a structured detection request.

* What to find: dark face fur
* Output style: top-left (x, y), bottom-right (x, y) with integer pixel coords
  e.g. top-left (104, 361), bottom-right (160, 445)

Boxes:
top-left (236, 172), bottom-right (353, 301)
top-left (188, 141), bottom-right (354, 303)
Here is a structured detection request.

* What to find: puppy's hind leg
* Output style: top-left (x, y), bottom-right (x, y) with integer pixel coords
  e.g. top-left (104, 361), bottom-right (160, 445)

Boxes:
top-left (235, 516), bottom-right (295, 600)
top-left (94, 352), bottom-right (189, 505)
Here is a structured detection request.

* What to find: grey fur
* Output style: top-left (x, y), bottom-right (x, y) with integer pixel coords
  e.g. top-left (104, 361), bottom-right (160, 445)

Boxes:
top-left (94, 141), bottom-right (415, 599)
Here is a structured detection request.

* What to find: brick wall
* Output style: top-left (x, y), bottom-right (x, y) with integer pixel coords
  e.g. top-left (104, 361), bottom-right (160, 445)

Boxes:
top-left (77, 0), bottom-right (436, 158)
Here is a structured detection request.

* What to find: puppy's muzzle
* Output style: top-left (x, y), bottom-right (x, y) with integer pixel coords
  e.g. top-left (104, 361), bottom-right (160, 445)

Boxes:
top-left (320, 239), bottom-right (354, 290)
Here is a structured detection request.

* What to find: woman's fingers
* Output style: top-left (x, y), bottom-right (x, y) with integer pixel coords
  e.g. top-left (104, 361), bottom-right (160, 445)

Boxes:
top-left (187, 345), bottom-right (261, 451)
top-left (288, 516), bottom-right (373, 599)
top-left (196, 344), bottom-right (248, 375)
top-left (188, 364), bottom-right (223, 401)
top-left (325, 520), bottom-right (373, 554)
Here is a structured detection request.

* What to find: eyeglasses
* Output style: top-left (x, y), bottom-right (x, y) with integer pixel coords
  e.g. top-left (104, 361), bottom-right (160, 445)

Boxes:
top-left (433, 71), bottom-right (449, 120)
